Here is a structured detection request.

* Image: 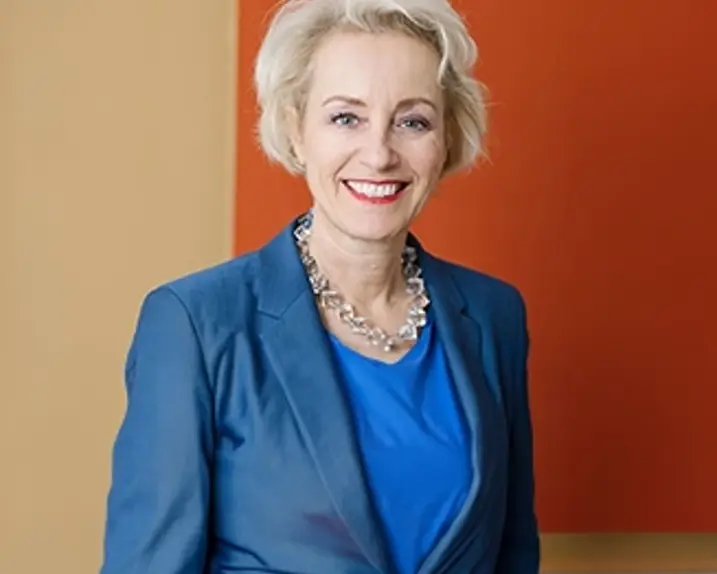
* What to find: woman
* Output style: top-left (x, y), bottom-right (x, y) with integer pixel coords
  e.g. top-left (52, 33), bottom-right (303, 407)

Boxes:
top-left (100, 0), bottom-right (540, 572)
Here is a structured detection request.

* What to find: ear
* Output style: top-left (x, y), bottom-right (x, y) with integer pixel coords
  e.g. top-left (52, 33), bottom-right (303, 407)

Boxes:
top-left (285, 105), bottom-right (305, 167)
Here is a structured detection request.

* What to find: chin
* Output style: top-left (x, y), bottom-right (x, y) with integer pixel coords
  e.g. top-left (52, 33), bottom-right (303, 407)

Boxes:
top-left (341, 219), bottom-right (410, 244)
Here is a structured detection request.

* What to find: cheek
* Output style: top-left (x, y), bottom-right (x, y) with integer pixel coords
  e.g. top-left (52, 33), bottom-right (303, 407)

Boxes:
top-left (408, 138), bottom-right (447, 179)
top-left (302, 142), bottom-right (347, 198)
top-left (303, 130), bottom-right (353, 175)
top-left (430, 136), bottom-right (449, 177)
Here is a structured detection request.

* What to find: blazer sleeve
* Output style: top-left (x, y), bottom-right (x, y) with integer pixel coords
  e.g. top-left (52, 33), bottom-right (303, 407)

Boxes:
top-left (494, 291), bottom-right (541, 573)
top-left (100, 287), bottom-right (214, 574)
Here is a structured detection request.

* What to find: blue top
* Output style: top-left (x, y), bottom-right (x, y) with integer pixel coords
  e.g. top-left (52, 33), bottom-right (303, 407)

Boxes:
top-left (329, 316), bottom-right (473, 574)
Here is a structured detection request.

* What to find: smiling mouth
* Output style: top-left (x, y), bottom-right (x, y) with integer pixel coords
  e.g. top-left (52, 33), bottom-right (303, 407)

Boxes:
top-left (342, 179), bottom-right (410, 203)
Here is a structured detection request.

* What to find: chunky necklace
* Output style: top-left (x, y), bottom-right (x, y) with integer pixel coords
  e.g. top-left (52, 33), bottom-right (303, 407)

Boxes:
top-left (293, 211), bottom-right (430, 353)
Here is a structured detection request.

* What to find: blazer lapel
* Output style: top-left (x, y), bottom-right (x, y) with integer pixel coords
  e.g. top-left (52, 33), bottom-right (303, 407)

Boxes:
top-left (413, 243), bottom-right (492, 574)
top-left (255, 222), bottom-right (394, 573)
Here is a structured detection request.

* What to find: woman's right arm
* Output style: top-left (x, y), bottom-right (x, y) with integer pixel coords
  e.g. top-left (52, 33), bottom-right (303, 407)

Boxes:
top-left (100, 287), bottom-right (214, 574)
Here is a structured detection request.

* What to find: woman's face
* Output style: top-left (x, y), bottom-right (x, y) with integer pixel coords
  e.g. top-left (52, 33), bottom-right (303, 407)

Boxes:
top-left (291, 30), bottom-right (448, 244)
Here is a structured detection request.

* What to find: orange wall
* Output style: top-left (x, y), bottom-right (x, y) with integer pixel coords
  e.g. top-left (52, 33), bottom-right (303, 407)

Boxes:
top-left (235, 0), bottom-right (717, 531)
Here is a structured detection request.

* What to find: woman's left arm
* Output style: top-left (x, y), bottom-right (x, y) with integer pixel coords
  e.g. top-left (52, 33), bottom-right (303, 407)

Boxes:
top-left (494, 292), bottom-right (540, 573)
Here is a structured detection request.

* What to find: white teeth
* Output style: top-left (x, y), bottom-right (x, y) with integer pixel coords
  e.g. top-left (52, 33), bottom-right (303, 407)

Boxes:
top-left (346, 181), bottom-right (405, 197)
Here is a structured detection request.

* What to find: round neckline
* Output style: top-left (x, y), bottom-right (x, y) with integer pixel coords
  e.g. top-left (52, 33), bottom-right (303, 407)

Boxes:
top-left (328, 313), bottom-right (434, 368)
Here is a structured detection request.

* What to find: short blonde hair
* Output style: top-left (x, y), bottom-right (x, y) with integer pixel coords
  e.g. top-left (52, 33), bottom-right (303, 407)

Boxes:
top-left (254, 0), bottom-right (488, 176)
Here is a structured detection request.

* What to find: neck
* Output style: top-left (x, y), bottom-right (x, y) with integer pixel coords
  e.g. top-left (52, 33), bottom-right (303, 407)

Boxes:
top-left (304, 208), bottom-right (407, 311)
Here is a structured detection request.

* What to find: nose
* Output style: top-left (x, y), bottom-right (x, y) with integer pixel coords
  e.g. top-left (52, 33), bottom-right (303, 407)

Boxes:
top-left (360, 126), bottom-right (399, 171)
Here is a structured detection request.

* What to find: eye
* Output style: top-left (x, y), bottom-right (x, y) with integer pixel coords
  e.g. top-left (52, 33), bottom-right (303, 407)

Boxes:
top-left (398, 116), bottom-right (432, 131)
top-left (330, 112), bottom-right (360, 128)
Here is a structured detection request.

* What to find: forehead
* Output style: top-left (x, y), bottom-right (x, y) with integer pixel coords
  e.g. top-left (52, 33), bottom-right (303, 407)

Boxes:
top-left (307, 30), bottom-right (443, 105)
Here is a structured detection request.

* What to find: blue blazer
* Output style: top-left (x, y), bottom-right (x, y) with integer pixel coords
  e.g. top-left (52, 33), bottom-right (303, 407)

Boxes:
top-left (100, 219), bottom-right (540, 574)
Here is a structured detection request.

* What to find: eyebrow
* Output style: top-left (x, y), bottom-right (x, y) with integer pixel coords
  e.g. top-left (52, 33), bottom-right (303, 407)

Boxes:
top-left (321, 95), bottom-right (438, 111)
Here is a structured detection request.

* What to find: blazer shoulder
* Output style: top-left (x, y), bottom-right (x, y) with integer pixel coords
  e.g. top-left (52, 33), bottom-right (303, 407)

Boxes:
top-left (432, 256), bottom-right (527, 323)
top-left (140, 250), bottom-right (261, 336)
top-left (165, 251), bottom-right (257, 299)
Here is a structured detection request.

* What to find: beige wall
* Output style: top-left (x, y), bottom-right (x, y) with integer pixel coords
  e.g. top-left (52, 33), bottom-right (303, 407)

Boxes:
top-left (0, 1), bottom-right (236, 572)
